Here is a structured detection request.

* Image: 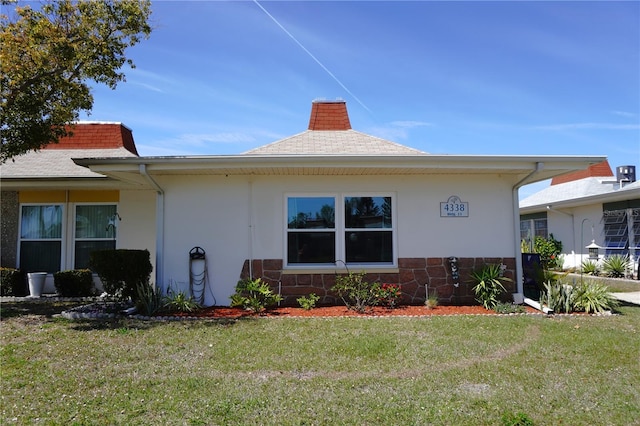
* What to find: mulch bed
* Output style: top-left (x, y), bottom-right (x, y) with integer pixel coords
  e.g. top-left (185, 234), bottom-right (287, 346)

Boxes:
top-left (171, 304), bottom-right (540, 319)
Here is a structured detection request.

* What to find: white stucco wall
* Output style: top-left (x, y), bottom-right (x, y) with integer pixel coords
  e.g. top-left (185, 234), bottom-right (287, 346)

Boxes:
top-left (548, 203), bottom-right (604, 270)
top-left (140, 173), bottom-right (517, 306)
top-left (118, 189), bottom-right (157, 271)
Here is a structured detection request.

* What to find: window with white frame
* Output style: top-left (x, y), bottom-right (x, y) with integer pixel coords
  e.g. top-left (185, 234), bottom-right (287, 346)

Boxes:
top-left (19, 205), bottom-right (63, 273)
top-left (19, 203), bottom-right (118, 272)
top-left (74, 204), bottom-right (117, 269)
top-left (286, 195), bottom-right (394, 267)
top-left (520, 213), bottom-right (548, 252)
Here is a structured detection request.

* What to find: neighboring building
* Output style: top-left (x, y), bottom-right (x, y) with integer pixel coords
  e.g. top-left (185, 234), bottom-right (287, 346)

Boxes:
top-left (2, 101), bottom-right (604, 304)
top-left (520, 161), bottom-right (640, 275)
top-left (0, 123), bottom-right (156, 293)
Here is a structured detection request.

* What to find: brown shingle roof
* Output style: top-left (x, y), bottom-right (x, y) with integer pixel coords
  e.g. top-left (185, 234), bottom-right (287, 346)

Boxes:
top-left (244, 100), bottom-right (427, 156)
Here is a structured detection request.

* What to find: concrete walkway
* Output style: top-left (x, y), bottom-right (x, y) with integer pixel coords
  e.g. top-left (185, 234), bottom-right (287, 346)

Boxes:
top-left (612, 292), bottom-right (640, 305)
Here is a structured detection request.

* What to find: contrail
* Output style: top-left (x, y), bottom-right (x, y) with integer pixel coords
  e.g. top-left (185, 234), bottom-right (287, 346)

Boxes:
top-left (253, 0), bottom-right (371, 114)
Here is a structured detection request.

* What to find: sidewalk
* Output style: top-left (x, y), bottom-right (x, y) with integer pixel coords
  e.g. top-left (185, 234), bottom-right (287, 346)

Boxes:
top-left (612, 292), bottom-right (640, 305)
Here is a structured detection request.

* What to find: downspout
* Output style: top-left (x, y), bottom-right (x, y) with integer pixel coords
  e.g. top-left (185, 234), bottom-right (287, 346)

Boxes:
top-left (248, 179), bottom-right (254, 279)
top-left (546, 205), bottom-right (575, 269)
top-left (140, 164), bottom-right (165, 291)
top-left (512, 162), bottom-right (544, 298)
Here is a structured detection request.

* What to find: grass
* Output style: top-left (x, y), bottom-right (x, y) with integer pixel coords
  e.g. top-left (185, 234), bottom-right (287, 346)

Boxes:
top-left (1, 301), bottom-right (639, 425)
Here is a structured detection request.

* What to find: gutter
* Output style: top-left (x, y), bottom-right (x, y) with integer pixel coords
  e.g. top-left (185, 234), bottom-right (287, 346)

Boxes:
top-left (139, 164), bottom-right (165, 290)
top-left (512, 162), bottom-right (544, 298)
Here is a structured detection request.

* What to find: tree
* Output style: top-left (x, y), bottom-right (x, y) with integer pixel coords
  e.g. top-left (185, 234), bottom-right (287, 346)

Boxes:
top-left (1, 0), bottom-right (152, 163)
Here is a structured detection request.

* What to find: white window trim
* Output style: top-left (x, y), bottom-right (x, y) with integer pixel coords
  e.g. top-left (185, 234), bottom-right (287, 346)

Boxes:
top-left (71, 203), bottom-right (118, 270)
top-left (18, 203), bottom-right (66, 272)
top-left (284, 193), bottom-right (397, 270)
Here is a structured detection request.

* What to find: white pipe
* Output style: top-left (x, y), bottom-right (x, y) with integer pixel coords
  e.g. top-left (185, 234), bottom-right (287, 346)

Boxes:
top-left (248, 179), bottom-right (254, 279)
top-left (139, 164), bottom-right (165, 291)
top-left (512, 162), bottom-right (544, 296)
top-left (523, 297), bottom-right (553, 314)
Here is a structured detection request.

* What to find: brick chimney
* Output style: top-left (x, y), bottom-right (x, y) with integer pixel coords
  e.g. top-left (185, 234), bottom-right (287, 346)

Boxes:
top-left (43, 122), bottom-right (139, 155)
top-left (308, 100), bottom-right (352, 131)
top-left (551, 160), bottom-right (613, 185)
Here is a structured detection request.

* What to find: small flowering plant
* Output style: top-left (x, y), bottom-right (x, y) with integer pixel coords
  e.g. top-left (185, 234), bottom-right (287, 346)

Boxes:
top-left (377, 283), bottom-right (402, 309)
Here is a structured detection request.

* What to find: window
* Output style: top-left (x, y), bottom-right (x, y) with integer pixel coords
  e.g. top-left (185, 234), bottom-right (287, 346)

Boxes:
top-left (18, 203), bottom-right (118, 273)
top-left (74, 205), bottom-right (117, 269)
top-left (19, 205), bottom-right (63, 273)
top-left (344, 196), bottom-right (393, 263)
top-left (287, 197), bottom-right (335, 264)
top-left (286, 194), bottom-right (395, 267)
top-left (602, 202), bottom-right (640, 256)
top-left (520, 213), bottom-right (547, 252)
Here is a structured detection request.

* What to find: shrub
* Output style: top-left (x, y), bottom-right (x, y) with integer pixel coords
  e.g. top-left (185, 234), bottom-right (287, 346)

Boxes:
top-left (331, 271), bottom-right (380, 313)
top-left (164, 289), bottom-right (201, 313)
top-left (297, 293), bottom-right (320, 310)
top-left (0, 267), bottom-right (27, 296)
top-left (230, 278), bottom-right (282, 313)
top-left (580, 259), bottom-right (599, 276)
top-left (425, 290), bottom-right (439, 309)
top-left (135, 282), bottom-right (164, 316)
top-left (540, 279), bottom-right (618, 314)
top-left (53, 269), bottom-right (94, 297)
top-left (89, 249), bottom-right (153, 301)
top-left (540, 280), bottom-right (574, 313)
top-left (534, 234), bottom-right (563, 270)
top-left (469, 264), bottom-right (512, 310)
top-left (573, 280), bottom-right (619, 314)
top-left (494, 302), bottom-right (526, 314)
top-left (376, 283), bottom-right (402, 309)
top-left (601, 254), bottom-right (630, 278)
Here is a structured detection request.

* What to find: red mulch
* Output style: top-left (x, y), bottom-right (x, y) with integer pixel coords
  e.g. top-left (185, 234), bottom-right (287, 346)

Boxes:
top-left (172, 304), bottom-right (539, 319)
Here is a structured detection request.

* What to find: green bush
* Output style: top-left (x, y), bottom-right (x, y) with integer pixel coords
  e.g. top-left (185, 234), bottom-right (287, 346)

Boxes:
top-left (331, 271), bottom-right (380, 313)
top-left (469, 264), bottom-right (512, 310)
top-left (602, 254), bottom-right (630, 278)
top-left (494, 302), bottom-right (526, 314)
top-left (533, 234), bottom-right (563, 270)
top-left (164, 289), bottom-right (201, 313)
top-left (540, 280), bottom-right (574, 313)
top-left (0, 267), bottom-right (27, 296)
top-left (89, 249), bottom-right (153, 301)
top-left (297, 293), bottom-right (320, 310)
top-left (580, 259), bottom-right (599, 276)
top-left (230, 278), bottom-right (282, 313)
top-left (573, 280), bottom-right (619, 314)
top-left (540, 279), bottom-right (618, 314)
top-left (53, 269), bottom-right (94, 297)
top-left (376, 283), bottom-right (402, 309)
top-left (135, 282), bottom-right (164, 316)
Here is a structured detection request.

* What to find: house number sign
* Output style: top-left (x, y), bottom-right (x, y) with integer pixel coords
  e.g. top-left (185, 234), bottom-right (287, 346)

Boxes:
top-left (440, 196), bottom-right (468, 217)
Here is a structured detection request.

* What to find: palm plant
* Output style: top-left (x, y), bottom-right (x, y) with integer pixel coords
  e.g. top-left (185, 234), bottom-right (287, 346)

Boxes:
top-left (469, 264), bottom-right (512, 310)
top-left (602, 254), bottom-right (630, 278)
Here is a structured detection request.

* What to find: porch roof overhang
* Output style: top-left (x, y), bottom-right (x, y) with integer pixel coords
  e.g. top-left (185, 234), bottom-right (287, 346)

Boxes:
top-left (72, 154), bottom-right (606, 189)
top-left (520, 184), bottom-right (640, 214)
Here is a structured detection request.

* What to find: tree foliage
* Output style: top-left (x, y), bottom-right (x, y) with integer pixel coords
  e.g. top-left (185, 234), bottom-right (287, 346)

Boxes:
top-left (0, 0), bottom-right (152, 162)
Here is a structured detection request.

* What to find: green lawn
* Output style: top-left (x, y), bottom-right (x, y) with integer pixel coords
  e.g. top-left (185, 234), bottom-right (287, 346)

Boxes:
top-left (1, 302), bottom-right (639, 425)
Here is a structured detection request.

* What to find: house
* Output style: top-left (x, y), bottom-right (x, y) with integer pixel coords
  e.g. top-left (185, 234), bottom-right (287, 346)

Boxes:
top-left (0, 123), bottom-right (156, 293)
top-left (1, 100), bottom-right (605, 304)
top-left (520, 161), bottom-right (640, 276)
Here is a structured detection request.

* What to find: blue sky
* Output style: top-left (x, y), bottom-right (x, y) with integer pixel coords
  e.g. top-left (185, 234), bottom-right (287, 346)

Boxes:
top-left (80, 1), bottom-right (639, 197)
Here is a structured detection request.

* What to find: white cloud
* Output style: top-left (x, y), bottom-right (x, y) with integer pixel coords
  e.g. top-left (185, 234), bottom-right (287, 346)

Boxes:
top-left (532, 123), bottom-right (640, 131)
top-left (390, 120), bottom-right (433, 129)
